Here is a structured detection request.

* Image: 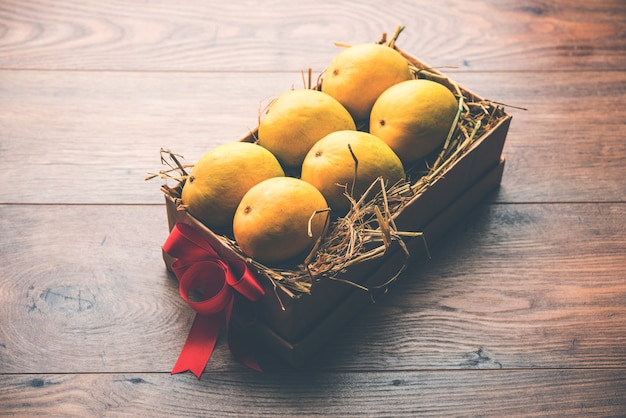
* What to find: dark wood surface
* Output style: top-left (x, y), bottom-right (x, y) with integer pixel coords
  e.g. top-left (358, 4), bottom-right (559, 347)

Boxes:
top-left (1, 1), bottom-right (625, 416)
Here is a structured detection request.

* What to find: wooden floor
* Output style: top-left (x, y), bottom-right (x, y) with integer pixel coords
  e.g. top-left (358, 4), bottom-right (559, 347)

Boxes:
top-left (1, 0), bottom-right (626, 416)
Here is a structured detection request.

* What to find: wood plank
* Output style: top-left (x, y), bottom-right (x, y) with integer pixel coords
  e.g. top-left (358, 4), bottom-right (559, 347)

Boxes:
top-left (0, 70), bottom-right (296, 205)
top-left (451, 70), bottom-right (626, 203)
top-left (1, 203), bottom-right (624, 373)
top-left (0, 204), bottom-right (198, 373)
top-left (0, 0), bottom-right (624, 72)
top-left (315, 202), bottom-right (626, 370)
top-left (1, 70), bottom-right (625, 204)
top-left (0, 370), bottom-right (625, 416)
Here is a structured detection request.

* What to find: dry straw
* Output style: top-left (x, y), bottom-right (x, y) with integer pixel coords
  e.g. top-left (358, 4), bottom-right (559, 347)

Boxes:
top-left (149, 26), bottom-right (508, 301)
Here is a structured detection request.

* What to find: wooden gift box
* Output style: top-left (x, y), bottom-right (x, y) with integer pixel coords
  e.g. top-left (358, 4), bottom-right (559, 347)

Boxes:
top-left (161, 49), bottom-right (512, 367)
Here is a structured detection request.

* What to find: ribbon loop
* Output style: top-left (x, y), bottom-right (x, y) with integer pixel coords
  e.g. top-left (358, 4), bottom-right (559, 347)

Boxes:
top-left (178, 260), bottom-right (232, 316)
top-left (226, 259), bottom-right (265, 301)
top-left (163, 223), bottom-right (265, 378)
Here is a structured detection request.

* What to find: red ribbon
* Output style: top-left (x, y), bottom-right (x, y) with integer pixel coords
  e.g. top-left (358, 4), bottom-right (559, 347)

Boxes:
top-left (163, 222), bottom-right (265, 378)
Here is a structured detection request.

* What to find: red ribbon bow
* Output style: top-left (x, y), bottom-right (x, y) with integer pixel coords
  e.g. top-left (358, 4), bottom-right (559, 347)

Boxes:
top-left (163, 222), bottom-right (265, 377)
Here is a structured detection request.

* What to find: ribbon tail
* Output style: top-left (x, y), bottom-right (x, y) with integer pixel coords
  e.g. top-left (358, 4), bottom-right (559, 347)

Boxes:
top-left (225, 299), bottom-right (263, 372)
top-left (171, 313), bottom-right (222, 378)
top-left (228, 326), bottom-right (263, 372)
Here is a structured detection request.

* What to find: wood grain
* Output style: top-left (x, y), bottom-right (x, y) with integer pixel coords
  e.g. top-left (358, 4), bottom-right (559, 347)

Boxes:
top-left (1, 203), bottom-right (624, 373)
top-left (316, 202), bottom-right (626, 370)
top-left (1, 70), bottom-right (625, 205)
top-left (0, 70), bottom-right (289, 205)
top-left (0, 204), bottom-right (193, 373)
top-left (1, 370), bottom-right (625, 417)
top-left (1, 0), bottom-right (624, 72)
